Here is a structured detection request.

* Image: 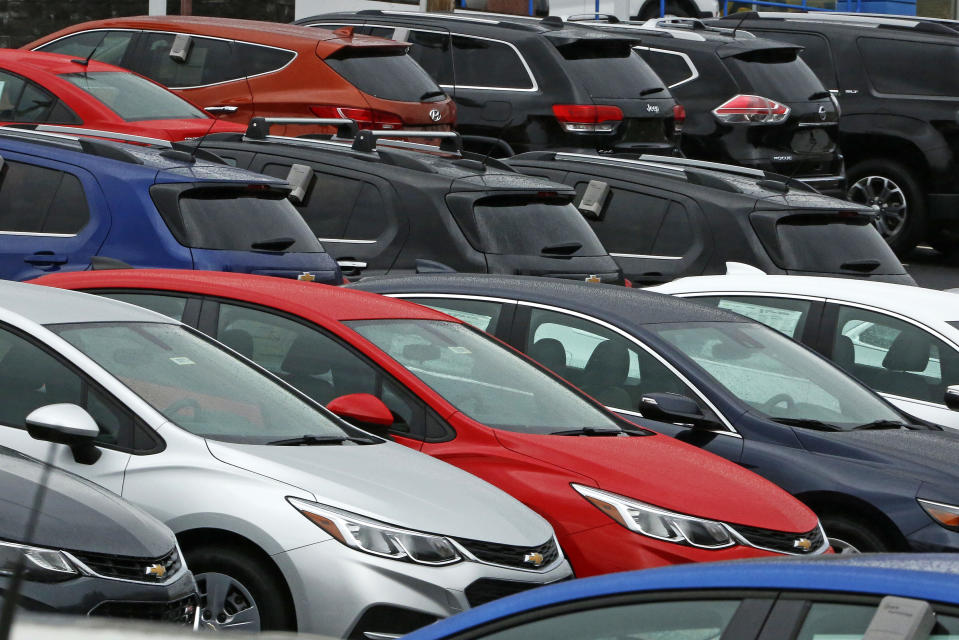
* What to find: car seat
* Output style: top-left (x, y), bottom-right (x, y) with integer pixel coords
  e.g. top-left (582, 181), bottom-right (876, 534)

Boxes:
top-left (579, 339), bottom-right (632, 408)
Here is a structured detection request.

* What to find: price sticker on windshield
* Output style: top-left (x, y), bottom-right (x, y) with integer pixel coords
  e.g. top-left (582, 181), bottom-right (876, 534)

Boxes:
top-left (169, 356), bottom-right (195, 366)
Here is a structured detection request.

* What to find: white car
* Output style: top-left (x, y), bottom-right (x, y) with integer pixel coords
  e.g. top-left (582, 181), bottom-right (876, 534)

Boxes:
top-left (651, 275), bottom-right (959, 429)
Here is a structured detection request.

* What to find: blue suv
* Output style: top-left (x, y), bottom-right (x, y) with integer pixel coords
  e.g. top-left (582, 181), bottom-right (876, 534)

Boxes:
top-left (0, 128), bottom-right (342, 283)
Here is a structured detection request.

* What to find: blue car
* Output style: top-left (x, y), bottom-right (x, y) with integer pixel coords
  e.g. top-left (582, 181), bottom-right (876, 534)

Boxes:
top-left (0, 128), bottom-right (341, 283)
top-left (404, 555), bottom-right (959, 640)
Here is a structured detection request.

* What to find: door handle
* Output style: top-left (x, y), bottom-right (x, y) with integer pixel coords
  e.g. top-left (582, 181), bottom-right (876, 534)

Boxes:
top-left (24, 253), bottom-right (67, 265)
top-left (204, 105), bottom-right (239, 114)
top-left (337, 259), bottom-right (368, 277)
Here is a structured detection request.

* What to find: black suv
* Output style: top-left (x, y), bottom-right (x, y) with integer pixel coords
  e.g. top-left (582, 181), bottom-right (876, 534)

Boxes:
top-left (578, 17), bottom-right (843, 196)
top-left (506, 152), bottom-right (912, 285)
top-left (195, 120), bottom-right (624, 283)
top-left (294, 11), bottom-right (680, 156)
top-left (707, 12), bottom-right (959, 254)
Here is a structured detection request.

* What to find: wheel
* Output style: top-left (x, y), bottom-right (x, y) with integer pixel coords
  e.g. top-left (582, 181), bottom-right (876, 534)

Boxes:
top-left (820, 515), bottom-right (890, 554)
top-left (185, 544), bottom-right (295, 632)
top-left (846, 159), bottom-right (926, 255)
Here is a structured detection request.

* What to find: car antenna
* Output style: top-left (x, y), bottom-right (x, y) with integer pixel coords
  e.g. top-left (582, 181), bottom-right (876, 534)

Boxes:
top-left (730, 10), bottom-right (754, 39)
top-left (187, 108), bottom-right (222, 162)
top-left (71, 32), bottom-right (107, 69)
top-left (480, 118), bottom-right (514, 168)
top-left (0, 445), bottom-right (61, 640)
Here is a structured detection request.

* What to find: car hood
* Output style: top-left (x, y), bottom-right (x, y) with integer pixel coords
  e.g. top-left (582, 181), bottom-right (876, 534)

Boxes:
top-left (206, 439), bottom-right (553, 545)
top-left (0, 448), bottom-right (174, 557)
top-left (494, 430), bottom-right (818, 532)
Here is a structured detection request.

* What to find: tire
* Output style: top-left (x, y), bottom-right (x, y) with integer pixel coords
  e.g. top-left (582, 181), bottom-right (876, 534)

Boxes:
top-left (846, 159), bottom-right (927, 255)
top-left (185, 544), bottom-right (295, 632)
top-left (820, 515), bottom-right (890, 554)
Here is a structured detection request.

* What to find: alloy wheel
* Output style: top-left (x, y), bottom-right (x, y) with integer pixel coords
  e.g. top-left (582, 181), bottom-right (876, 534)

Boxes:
top-left (827, 537), bottom-right (861, 555)
top-left (196, 571), bottom-right (261, 631)
top-left (847, 175), bottom-right (908, 239)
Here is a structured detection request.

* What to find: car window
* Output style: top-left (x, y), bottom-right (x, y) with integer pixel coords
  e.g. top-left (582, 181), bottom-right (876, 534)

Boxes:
top-left (343, 183), bottom-right (389, 241)
top-left (749, 31), bottom-right (838, 89)
top-left (773, 218), bottom-right (905, 276)
top-left (695, 296), bottom-right (813, 339)
top-left (408, 30), bottom-right (454, 86)
top-left (0, 327), bottom-right (137, 449)
top-left (796, 602), bottom-right (959, 640)
top-left (325, 48), bottom-right (445, 103)
top-left (36, 30), bottom-right (136, 67)
top-left (0, 70), bottom-right (77, 124)
top-left (236, 43), bottom-right (295, 77)
top-left (215, 303), bottom-right (422, 437)
top-left (451, 35), bottom-right (533, 89)
top-left (526, 307), bottom-right (707, 415)
top-left (261, 166), bottom-right (359, 240)
top-left (558, 43), bottom-right (663, 99)
top-left (60, 71), bottom-right (206, 121)
top-left (469, 599), bottom-right (741, 640)
top-left (857, 36), bottom-right (959, 97)
top-left (0, 161), bottom-right (89, 235)
top-left (833, 306), bottom-right (959, 405)
top-left (726, 48), bottom-right (825, 103)
top-left (99, 293), bottom-right (188, 322)
top-left (416, 298), bottom-right (504, 333)
top-left (635, 48), bottom-right (696, 87)
top-left (137, 33), bottom-right (240, 88)
top-left (471, 197), bottom-right (608, 257)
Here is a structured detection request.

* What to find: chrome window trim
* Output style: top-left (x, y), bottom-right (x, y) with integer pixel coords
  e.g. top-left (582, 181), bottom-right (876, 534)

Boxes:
top-left (610, 253), bottom-right (683, 260)
top-left (317, 238), bottom-right (376, 244)
top-left (673, 291), bottom-right (827, 303)
top-left (390, 292), bottom-right (739, 436)
top-left (881, 391), bottom-right (948, 410)
top-left (826, 298), bottom-right (959, 352)
top-left (32, 28), bottom-right (140, 51)
top-left (0, 231), bottom-right (75, 237)
top-left (553, 152), bottom-right (687, 174)
top-left (633, 46), bottom-right (699, 89)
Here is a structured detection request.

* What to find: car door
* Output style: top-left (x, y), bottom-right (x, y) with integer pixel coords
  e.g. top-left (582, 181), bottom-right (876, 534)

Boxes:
top-left (32, 29), bottom-right (139, 69)
top-left (677, 294), bottom-right (825, 351)
top-left (821, 302), bottom-right (959, 428)
top-left (0, 154), bottom-right (110, 281)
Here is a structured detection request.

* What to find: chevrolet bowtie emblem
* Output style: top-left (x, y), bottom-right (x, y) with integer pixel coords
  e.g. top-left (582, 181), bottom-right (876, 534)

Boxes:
top-left (793, 537), bottom-right (813, 552)
top-left (297, 272), bottom-right (316, 282)
top-left (523, 552), bottom-right (545, 567)
top-left (145, 563), bottom-right (167, 578)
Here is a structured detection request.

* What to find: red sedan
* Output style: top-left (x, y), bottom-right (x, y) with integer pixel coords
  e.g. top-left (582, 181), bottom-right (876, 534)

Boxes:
top-left (0, 50), bottom-right (243, 141)
top-left (34, 270), bottom-right (826, 576)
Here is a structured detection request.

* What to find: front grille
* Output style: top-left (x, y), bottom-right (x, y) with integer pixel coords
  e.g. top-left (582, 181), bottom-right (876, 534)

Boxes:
top-left (732, 524), bottom-right (825, 555)
top-left (89, 595), bottom-right (198, 625)
top-left (465, 579), bottom-right (544, 608)
top-left (453, 536), bottom-right (559, 569)
top-left (72, 547), bottom-right (181, 583)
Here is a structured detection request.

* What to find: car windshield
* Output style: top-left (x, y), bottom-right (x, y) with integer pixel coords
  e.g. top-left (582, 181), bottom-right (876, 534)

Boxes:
top-left (49, 322), bottom-right (368, 445)
top-left (348, 319), bottom-right (623, 434)
top-left (472, 198), bottom-right (608, 257)
top-left (774, 217), bottom-right (905, 275)
top-left (60, 71), bottom-right (206, 121)
top-left (325, 48), bottom-right (444, 103)
top-left (726, 48), bottom-right (825, 103)
top-left (650, 321), bottom-right (903, 430)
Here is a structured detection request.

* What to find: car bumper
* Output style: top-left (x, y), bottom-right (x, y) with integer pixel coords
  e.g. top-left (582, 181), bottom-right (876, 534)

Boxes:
top-left (561, 522), bottom-right (818, 578)
top-left (3, 569), bottom-right (198, 625)
top-left (275, 539), bottom-right (574, 639)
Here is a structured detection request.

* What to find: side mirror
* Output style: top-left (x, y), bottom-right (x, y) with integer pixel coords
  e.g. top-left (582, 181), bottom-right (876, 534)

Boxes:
top-left (25, 403), bottom-right (101, 465)
top-left (640, 392), bottom-right (710, 428)
top-left (945, 385), bottom-right (959, 412)
top-left (327, 393), bottom-right (394, 438)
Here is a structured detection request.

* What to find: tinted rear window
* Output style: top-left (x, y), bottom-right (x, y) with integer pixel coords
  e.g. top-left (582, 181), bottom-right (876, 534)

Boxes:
top-left (558, 41), bottom-right (664, 99)
top-left (473, 198), bottom-right (608, 256)
top-left (776, 217), bottom-right (905, 274)
top-left (726, 49), bottom-right (826, 103)
top-left (61, 71), bottom-right (205, 121)
top-left (325, 49), bottom-right (444, 103)
top-left (858, 36), bottom-right (959, 97)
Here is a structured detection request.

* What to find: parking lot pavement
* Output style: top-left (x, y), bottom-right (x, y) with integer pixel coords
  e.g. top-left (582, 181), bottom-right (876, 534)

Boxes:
top-left (904, 246), bottom-right (959, 290)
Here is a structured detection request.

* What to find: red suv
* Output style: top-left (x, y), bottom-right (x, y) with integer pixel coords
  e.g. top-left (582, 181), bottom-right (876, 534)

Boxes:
top-left (34, 270), bottom-right (827, 577)
top-left (26, 17), bottom-right (455, 137)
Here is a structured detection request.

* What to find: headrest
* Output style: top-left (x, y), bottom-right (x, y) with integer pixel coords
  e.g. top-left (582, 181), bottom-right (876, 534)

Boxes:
top-left (882, 330), bottom-right (931, 372)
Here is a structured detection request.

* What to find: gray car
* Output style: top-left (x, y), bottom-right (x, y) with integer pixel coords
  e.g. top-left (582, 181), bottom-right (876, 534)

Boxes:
top-left (0, 281), bottom-right (570, 638)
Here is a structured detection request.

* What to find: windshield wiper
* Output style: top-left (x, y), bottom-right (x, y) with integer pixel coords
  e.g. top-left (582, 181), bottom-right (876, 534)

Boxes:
top-left (549, 427), bottom-right (624, 436)
top-left (640, 87), bottom-right (666, 96)
top-left (772, 417), bottom-right (843, 432)
top-left (419, 90), bottom-right (447, 100)
top-left (251, 236), bottom-right (296, 252)
top-left (541, 242), bottom-right (582, 256)
top-left (851, 419), bottom-right (910, 431)
top-left (840, 259), bottom-right (881, 273)
top-left (267, 435), bottom-right (378, 446)
top-left (808, 90), bottom-right (831, 100)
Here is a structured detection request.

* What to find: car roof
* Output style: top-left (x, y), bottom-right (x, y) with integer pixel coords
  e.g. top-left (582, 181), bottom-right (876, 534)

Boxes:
top-left (349, 273), bottom-right (746, 327)
top-left (580, 17), bottom-right (799, 51)
top-left (404, 554), bottom-right (959, 640)
top-left (713, 11), bottom-right (959, 40)
top-left (4, 279), bottom-right (173, 326)
top-left (31, 269), bottom-right (460, 324)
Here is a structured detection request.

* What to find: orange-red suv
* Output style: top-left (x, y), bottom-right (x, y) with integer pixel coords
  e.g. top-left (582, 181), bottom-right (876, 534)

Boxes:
top-left (26, 17), bottom-right (455, 136)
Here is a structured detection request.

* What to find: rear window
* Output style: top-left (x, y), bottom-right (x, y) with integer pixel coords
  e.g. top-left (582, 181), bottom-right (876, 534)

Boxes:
top-left (60, 71), bottom-right (205, 121)
top-left (858, 36), bottom-right (959, 97)
top-left (557, 41), bottom-right (664, 99)
top-left (154, 187), bottom-right (324, 252)
top-left (775, 217), bottom-right (905, 274)
top-left (726, 49), bottom-right (826, 103)
top-left (325, 48), bottom-right (445, 103)
top-left (472, 198), bottom-right (608, 257)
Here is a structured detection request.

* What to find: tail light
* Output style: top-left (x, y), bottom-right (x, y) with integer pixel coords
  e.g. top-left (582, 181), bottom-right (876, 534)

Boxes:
top-left (552, 105), bottom-right (623, 133)
top-left (624, 278), bottom-right (633, 288)
top-left (309, 106), bottom-right (404, 130)
top-left (672, 104), bottom-right (686, 133)
top-left (712, 95), bottom-right (790, 125)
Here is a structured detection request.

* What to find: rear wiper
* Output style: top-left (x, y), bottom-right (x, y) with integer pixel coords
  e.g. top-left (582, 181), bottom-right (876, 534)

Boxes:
top-left (772, 417), bottom-right (843, 432)
top-left (419, 90), bottom-right (447, 100)
top-left (549, 427), bottom-right (624, 436)
top-left (840, 259), bottom-right (881, 273)
top-left (251, 236), bottom-right (296, 251)
top-left (541, 242), bottom-right (582, 256)
top-left (640, 87), bottom-right (666, 96)
top-left (267, 435), bottom-right (378, 446)
top-left (852, 419), bottom-right (909, 431)
top-left (808, 90), bottom-right (831, 100)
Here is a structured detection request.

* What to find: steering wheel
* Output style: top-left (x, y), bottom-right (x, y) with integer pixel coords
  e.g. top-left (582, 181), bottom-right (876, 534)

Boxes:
top-left (761, 393), bottom-right (795, 412)
top-left (163, 397), bottom-right (203, 422)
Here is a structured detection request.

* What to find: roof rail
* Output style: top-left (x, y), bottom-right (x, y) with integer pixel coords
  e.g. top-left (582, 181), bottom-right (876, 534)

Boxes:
top-left (245, 117), bottom-right (358, 140)
top-left (566, 13), bottom-right (621, 23)
top-left (0, 125), bottom-right (147, 165)
top-left (32, 125), bottom-right (173, 148)
top-left (553, 152), bottom-right (688, 175)
top-left (351, 130), bottom-right (462, 153)
top-left (637, 154), bottom-right (766, 177)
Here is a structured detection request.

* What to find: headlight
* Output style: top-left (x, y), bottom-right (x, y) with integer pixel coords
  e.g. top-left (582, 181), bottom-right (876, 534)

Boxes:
top-left (918, 498), bottom-right (959, 530)
top-left (573, 484), bottom-right (735, 549)
top-left (0, 540), bottom-right (78, 583)
top-left (288, 497), bottom-right (462, 566)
